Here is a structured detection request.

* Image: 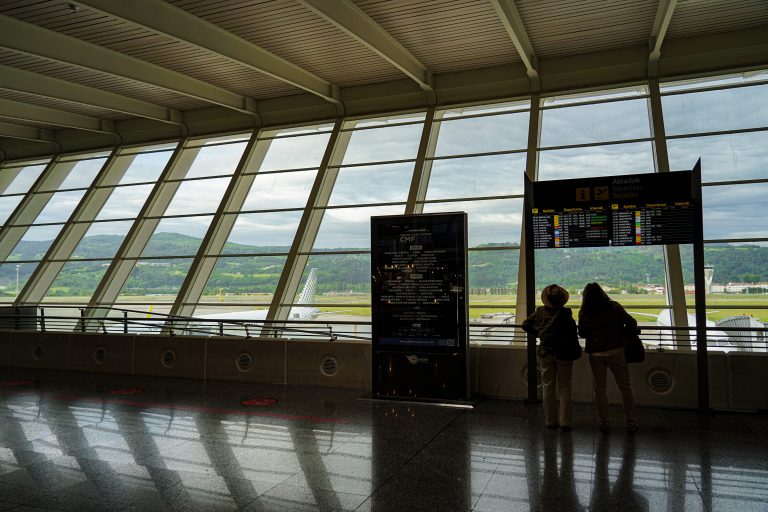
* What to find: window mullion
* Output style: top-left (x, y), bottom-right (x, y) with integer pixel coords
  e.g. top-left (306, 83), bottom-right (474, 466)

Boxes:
top-left (516, 94), bottom-right (542, 325)
top-left (650, 78), bottom-right (691, 349)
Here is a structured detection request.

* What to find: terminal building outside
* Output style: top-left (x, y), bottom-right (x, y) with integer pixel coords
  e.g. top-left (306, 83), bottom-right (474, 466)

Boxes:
top-left (0, 1), bottom-right (766, 510)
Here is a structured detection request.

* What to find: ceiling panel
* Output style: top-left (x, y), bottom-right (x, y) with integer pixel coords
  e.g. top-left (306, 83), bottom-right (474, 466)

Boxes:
top-left (517, 0), bottom-right (657, 59)
top-left (169, 0), bottom-right (405, 87)
top-left (0, 0), bottom-right (301, 100)
top-left (667, 0), bottom-right (768, 40)
top-left (0, 49), bottom-right (206, 111)
top-left (0, 0), bottom-right (766, 152)
top-left (354, 0), bottom-right (522, 73)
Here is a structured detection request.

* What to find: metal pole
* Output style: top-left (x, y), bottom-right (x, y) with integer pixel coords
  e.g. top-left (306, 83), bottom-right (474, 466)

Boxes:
top-left (15, 264), bottom-right (20, 295)
top-left (691, 159), bottom-right (710, 411)
top-left (524, 174), bottom-right (538, 402)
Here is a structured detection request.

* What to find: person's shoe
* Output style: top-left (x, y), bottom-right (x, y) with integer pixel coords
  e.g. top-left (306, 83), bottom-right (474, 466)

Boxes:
top-left (560, 425), bottom-right (571, 432)
top-left (599, 421), bottom-right (610, 433)
top-left (626, 420), bottom-right (638, 433)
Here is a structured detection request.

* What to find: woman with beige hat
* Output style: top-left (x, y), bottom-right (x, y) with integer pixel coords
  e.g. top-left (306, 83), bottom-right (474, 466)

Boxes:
top-left (522, 284), bottom-right (581, 432)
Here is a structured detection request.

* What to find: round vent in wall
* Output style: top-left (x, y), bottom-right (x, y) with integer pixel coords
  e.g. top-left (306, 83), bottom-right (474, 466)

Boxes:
top-left (93, 347), bottom-right (107, 365)
top-left (236, 353), bottom-right (253, 373)
top-left (646, 368), bottom-right (675, 395)
top-left (320, 356), bottom-right (338, 377)
top-left (161, 349), bottom-right (176, 368)
top-left (521, 364), bottom-right (542, 387)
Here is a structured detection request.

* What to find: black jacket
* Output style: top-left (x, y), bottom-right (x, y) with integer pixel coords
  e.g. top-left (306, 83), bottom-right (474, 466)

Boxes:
top-left (522, 306), bottom-right (576, 355)
top-left (578, 301), bottom-right (637, 353)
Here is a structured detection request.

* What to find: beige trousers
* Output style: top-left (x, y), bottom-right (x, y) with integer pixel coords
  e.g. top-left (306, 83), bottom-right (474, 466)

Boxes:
top-left (538, 353), bottom-right (573, 427)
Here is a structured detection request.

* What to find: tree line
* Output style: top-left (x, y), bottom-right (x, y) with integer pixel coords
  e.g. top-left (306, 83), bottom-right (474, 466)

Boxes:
top-left (3, 233), bottom-right (768, 296)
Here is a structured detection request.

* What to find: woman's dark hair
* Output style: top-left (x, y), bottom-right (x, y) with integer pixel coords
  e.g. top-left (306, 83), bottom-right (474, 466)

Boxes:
top-left (580, 282), bottom-right (612, 315)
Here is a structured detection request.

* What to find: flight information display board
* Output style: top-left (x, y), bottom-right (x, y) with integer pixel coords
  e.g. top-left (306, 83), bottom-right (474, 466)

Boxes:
top-left (530, 171), bottom-right (695, 249)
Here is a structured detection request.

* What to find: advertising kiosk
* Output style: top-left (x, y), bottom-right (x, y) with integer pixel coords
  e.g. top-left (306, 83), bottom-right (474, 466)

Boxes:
top-left (371, 212), bottom-right (470, 401)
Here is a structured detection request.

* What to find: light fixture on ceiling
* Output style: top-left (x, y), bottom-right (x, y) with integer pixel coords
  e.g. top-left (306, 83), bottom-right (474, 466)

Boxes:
top-left (68, 3), bottom-right (79, 14)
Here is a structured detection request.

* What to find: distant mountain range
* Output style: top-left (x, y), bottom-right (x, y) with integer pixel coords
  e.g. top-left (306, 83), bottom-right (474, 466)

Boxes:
top-left (3, 233), bottom-right (768, 296)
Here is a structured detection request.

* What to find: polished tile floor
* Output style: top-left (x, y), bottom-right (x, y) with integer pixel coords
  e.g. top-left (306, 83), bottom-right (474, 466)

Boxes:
top-left (0, 369), bottom-right (766, 511)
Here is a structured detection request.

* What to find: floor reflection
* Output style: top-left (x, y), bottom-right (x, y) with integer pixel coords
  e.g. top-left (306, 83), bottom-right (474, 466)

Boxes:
top-left (590, 435), bottom-right (647, 512)
top-left (0, 372), bottom-right (767, 511)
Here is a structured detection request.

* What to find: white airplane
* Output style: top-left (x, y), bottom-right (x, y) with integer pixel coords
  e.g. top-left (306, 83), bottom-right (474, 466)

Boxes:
top-left (193, 268), bottom-right (320, 325)
top-left (633, 309), bottom-right (733, 351)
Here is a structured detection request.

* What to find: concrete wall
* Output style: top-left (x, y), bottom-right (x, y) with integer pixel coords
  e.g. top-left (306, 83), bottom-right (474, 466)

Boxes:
top-left (1, 330), bottom-right (765, 411)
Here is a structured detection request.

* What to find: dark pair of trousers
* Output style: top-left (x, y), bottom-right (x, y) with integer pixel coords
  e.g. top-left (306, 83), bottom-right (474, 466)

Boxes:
top-left (589, 351), bottom-right (636, 422)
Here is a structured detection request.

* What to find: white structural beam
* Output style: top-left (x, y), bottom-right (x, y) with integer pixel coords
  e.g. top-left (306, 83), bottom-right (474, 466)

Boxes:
top-left (649, 0), bottom-right (678, 76)
top-left (299, 0), bottom-right (434, 94)
top-left (0, 64), bottom-right (183, 125)
top-left (0, 97), bottom-right (115, 134)
top-left (0, 121), bottom-right (56, 144)
top-left (75, 0), bottom-right (342, 107)
top-left (489, 0), bottom-right (540, 90)
top-left (0, 14), bottom-right (256, 115)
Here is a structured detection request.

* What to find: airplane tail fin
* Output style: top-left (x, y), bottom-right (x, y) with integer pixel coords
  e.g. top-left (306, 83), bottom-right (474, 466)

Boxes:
top-left (291, 268), bottom-right (319, 320)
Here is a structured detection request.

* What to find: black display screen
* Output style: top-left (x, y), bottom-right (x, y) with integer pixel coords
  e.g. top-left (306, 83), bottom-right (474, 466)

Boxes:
top-left (531, 171), bottom-right (695, 249)
top-left (371, 213), bottom-right (468, 349)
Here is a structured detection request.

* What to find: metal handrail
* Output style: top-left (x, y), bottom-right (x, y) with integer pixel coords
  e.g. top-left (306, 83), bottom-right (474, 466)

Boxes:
top-left (0, 305), bottom-right (766, 350)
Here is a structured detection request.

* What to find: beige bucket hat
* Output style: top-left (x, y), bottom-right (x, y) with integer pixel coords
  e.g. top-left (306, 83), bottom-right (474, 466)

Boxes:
top-left (541, 284), bottom-right (569, 308)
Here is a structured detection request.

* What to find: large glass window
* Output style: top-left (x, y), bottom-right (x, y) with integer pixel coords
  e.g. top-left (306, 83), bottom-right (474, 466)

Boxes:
top-left (535, 87), bottom-right (669, 341)
top-left (1, 71), bottom-right (766, 344)
top-left (292, 114), bottom-right (424, 327)
top-left (538, 87), bottom-right (654, 181)
top-left (112, 136), bottom-right (248, 316)
top-left (422, 103), bottom-right (528, 321)
top-left (0, 159), bottom-right (48, 195)
top-left (187, 126), bottom-right (332, 317)
top-left (35, 146), bottom-right (176, 327)
top-left (1, 152), bottom-right (109, 303)
top-left (665, 75), bottom-right (768, 331)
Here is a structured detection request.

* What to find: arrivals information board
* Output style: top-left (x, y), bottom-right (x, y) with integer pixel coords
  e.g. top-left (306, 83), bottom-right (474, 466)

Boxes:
top-left (530, 171), bottom-right (695, 249)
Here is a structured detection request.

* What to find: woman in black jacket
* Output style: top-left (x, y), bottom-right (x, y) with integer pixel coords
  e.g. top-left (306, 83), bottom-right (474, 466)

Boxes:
top-left (578, 282), bottom-right (638, 433)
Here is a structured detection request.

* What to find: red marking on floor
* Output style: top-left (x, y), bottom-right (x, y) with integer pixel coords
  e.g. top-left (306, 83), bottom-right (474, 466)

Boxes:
top-left (241, 398), bottom-right (278, 406)
top-left (0, 388), bottom-right (348, 424)
top-left (1, 380), bottom-right (34, 386)
top-left (109, 388), bottom-right (144, 395)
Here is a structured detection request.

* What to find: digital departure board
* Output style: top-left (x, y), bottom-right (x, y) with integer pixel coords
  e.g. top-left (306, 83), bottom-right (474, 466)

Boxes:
top-left (530, 171), bottom-right (695, 249)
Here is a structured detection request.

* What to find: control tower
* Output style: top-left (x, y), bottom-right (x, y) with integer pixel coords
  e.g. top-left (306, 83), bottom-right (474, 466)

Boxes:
top-left (704, 265), bottom-right (714, 294)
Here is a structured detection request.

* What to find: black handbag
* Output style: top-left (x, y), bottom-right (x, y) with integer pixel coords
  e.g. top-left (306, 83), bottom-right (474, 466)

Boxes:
top-left (554, 311), bottom-right (582, 361)
top-left (624, 327), bottom-right (645, 363)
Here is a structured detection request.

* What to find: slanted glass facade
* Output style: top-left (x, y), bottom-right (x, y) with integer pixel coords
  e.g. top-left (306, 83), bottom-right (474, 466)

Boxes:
top-left (1, 71), bottom-right (766, 344)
